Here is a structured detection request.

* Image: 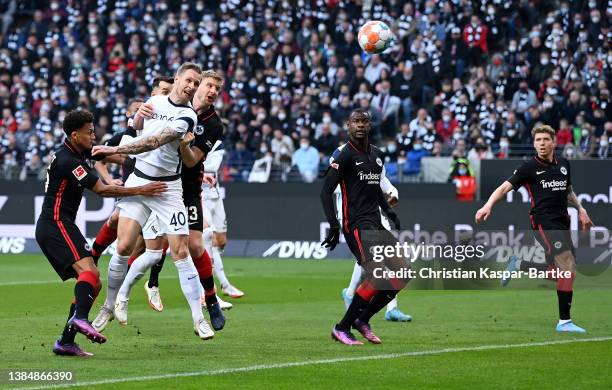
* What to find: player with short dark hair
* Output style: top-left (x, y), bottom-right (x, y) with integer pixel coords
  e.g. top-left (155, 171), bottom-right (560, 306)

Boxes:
top-left (475, 124), bottom-right (593, 333)
top-left (320, 109), bottom-right (409, 345)
top-left (36, 109), bottom-right (166, 357)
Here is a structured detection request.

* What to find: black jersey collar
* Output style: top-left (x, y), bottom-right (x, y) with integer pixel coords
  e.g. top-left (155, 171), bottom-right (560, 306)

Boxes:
top-left (64, 140), bottom-right (90, 160)
top-left (348, 140), bottom-right (370, 154)
top-left (534, 155), bottom-right (558, 166)
top-left (167, 96), bottom-right (191, 108)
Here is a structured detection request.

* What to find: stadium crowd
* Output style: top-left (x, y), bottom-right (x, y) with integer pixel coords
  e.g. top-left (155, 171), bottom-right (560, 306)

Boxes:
top-left (0, 0), bottom-right (610, 182)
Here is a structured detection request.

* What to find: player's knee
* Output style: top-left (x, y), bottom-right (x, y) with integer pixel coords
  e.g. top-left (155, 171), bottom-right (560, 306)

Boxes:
top-left (555, 251), bottom-right (575, 272)
top-left (172, 246), bottom-right (190, 260)
top-left (216, 234), bottom-right (227, 249)
top-left (116, 241), bottom-right (134, 256)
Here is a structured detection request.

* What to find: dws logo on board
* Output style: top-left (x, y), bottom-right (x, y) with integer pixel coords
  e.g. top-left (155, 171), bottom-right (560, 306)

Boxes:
top-left (0, 237), bottom-right (25, 254)
top-left (263, 241), bottom-right (328, 259)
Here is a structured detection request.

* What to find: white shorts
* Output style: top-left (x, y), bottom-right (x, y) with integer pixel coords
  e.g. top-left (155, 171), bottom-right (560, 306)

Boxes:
top-left (202, 196), bottom-right (227, 233)
top-left (117, 173), bottom-right (189, 236)
top-left (141, 212), bottom-right (165, 240)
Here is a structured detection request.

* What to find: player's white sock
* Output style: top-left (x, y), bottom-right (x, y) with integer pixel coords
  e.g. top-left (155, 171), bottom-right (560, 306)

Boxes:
top-left (346, 263), bottom-right (363, 299)
top-left (203, 227), bottom-right (214, 258)
top-left (174, 257), bottom-right (204, 322)
top-left (212, 246), bottom-right (230, 288)
top-left (558, 319), bottom-right (572, 325)
top-left (117, 249), bottom-right (163, 302)
top-left (104, 254), bottom-right (129, 308)
top-left (386, 297), bottom-right (398, 313)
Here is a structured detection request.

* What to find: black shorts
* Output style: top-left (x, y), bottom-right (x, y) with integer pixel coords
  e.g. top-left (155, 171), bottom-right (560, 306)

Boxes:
top-left (183, 193), bottom-right (203, 232)
top-left (344, 222), bottom-right (396, 265)
top-left (35, 218), bottom-right (91, 281)
top-left (530, 215), bottom-right (574, 264)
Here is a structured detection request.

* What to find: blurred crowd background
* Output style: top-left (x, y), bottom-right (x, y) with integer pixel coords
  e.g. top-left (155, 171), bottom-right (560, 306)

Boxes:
top-left (0, 0), bottom-right (610, 185)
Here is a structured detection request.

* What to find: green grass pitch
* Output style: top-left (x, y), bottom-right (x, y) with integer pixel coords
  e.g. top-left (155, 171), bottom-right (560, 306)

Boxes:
top-left (1, 254), bottom-right (611, 389)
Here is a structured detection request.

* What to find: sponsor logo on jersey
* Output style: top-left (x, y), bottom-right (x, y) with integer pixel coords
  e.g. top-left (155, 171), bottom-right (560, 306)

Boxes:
top-left (540, 179), bottom-right (567, 190)
top-left (151, 113), bottom-right (175, 121)
top-left (536, 170), bottom-right (546, 175)
top-left (358, 171), bottom-right (381, 181)
top-left (72, 165), bottom-right (87, 180)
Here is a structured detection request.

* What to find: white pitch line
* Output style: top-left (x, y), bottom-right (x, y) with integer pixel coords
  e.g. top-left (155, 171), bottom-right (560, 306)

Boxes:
top-left (9, 336), bottom-right (612, 390)
top-left (0, 276), bottom-right (178, 287)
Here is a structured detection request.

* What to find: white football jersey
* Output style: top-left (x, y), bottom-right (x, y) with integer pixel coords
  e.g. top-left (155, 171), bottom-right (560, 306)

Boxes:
top-left (134, 95), bottom-right (197, 178)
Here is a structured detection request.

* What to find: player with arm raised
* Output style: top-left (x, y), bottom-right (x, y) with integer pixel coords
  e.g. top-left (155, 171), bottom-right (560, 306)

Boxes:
top-left (340, 168), bottom-right (412, 322)
top-left (89, 77), bottom-right (174, 265)
top-left (107, 70), bottom-right (227, 332)
top-left (321, 109), bottom-right (410, 345)
top-left (91, 63), bottom-right (216, 340)
top-left (36, 110), bottom-right (166, 357)
top-left (475, 124), bottom-right (593, 333)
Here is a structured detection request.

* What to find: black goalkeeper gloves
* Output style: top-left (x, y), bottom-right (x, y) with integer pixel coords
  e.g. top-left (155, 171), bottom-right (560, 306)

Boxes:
top-left (322, 226), bottom-right (340, 251)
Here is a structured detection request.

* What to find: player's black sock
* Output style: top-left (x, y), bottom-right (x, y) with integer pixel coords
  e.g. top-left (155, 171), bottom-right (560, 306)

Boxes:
top-left (337, 294), bottom-right (369, 331)
top-left (358, 291), bottom-right (398, 324)
top-left (148, 253), bottom-right (166, 288)
top-left (557, 290), bottom-right (573, 320)
top-left (74, 281), bottom-right (95, 319)
top-left (59, 303), bottom-right (77, 344)
top-left (202, 277), bottom-right (218, 306)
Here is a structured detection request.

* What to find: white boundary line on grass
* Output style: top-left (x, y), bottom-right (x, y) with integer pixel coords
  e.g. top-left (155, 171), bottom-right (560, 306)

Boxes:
top-left (0, 276), bottom-right (178, 287)
top-left (10, 336), bottom-right (612, 390)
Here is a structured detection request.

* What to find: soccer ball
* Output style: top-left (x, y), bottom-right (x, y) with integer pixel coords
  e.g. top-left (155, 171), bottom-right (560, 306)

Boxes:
top-left (358, 21), bottom-right (393, 54)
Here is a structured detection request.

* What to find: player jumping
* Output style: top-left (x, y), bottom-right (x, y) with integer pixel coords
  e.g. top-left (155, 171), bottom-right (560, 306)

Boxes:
top-left (36, 110), bottom-right (165, 357)
top-left (102, 70), bottom-right (228, 332)
top-left (475, 124), bottom-right (593, 333)
top-left (321, 109), bottom-right (410, 345)
top-left (91, 62), bottom-right (216, 340)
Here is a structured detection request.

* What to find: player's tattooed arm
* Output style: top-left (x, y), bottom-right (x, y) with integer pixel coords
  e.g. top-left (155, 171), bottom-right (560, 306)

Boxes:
top-left (567, 185), bottom-right (593, 230)
top-left (92, 128), bottom-right (181, 157)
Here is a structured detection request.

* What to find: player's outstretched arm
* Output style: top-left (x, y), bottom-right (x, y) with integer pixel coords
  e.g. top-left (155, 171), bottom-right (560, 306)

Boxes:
top-left (91, 180), bottom-right (167, 197)
top-left (567, 185), bottom-right (593, 230)
top-left (91, 127), bottom-right (182, 157)
top-left (179, 132), bottom-right (204, 168)
top-left (475, 181), bottom-right (513, 223)
top-left (94, 160), bottom-right (123, 186)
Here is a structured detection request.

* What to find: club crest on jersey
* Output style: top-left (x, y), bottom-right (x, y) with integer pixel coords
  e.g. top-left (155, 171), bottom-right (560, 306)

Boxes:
top-left (560, 167), bottom-right (567, 175)
top-left (554, 241), bottom-right (562, 249)
top-left (72, 165), bottom-right (87, 180)
top-left (194, 125), bottom-right (204, 135)
top-left (376, 157), bottom-right (383, 167)
top-left (84, 243), bottom-right (92, 251)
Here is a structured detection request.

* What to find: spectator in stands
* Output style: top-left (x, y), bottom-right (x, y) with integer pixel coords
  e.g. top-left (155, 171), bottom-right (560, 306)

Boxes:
top-left (291, 137), bottom-right (319, 183)
top-left (468, 137), bottom-right (494, 160)
top-left (449, 158), bottom-right (476, 201)
top-left (0, 0), bottom-right (609, 182)
top-left (226, 140), bottom-right (254, 182)
top-left (315, 123), bottom-right (339, 158)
